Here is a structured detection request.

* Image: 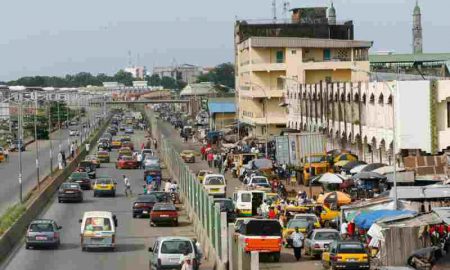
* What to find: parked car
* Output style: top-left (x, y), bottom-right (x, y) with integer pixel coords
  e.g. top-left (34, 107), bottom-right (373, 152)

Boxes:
top-left (25, 219), bottom-right (62, 249)
top-left (304, 229), bottom-right (340, 258)
top-left (148, 237), bottom-right (202, 270)
top-left (68, 172), bottom-right (91, 190)
top-left (116, 156), bottom-right (139, 169)
top-left (58, 182), bottom-right (83, 203)
top-left (93, 177), bottom-right (116, 197)
top-left (9, 139), bottom-right (25, 152)
top-left (322, 240), bottom-right (370, 270)
top-left (150, 203), bottom-right (179, 226)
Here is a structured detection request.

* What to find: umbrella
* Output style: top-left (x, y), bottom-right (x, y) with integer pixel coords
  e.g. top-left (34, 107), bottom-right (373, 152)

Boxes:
top-left (311, 173), bottom-right (346, 184)
top-left (353, 171), bottom-right (387, 181)
top-left (334, 160), bottom-right (351, 168)
top-left (317, 191), bottom-right (352, 206)
top-left (361, 163), bottom-right (387, 172)
top-left (333, 153), bottom-right (358, 163)
top-left (253, 158), bottom-right (273, 169)
top-left (342, 161), bottom-right (367, 172)
top-left (350, 164), bottom-right (368, 174)
top-left (372, 166), bottom-right (405, 175)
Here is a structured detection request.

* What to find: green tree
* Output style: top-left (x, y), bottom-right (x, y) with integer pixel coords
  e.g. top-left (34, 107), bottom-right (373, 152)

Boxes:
top-left (196, 62), bottom-right (235, 89)
top-left (161, 76), bottom-right (178, 89)
top-left (146, 74), bottom-right (162, 86)
top-left (113, 70), bottom-right (134, 86)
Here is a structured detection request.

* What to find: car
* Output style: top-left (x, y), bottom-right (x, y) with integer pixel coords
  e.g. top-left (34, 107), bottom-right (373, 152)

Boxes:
top-left (97, 141), bottom-right (111, 151)
top-left (77, 161), bottom-right (97, 179)
top-left (121, 141), bottom-right (134, 151)
top-left (96, 151), bottom-right (110, 163)
top-left (132, 192), bottom-right (171, 218)
top-left (69, 121), bottom-right (78, 126)
top-left (141, 148), bottom-right (154, 157)
top-left (322, 240), bottom-right (370, 270)
top-left (203, 174), bottom-right (226, 197)
top-left (9, 139), bottom-right (26, 152)
top-left (214, 198), bottom-right (237, 223)
top-left (247, 175), bottom-right (270, 189)
top-left (143, 156), bottom-right (159, 168)
top-left (124, 126), bottom-right (134, 134)
top-left (85, 155), bottom-right (101, 168)
top-left (118, 147), bottom-right (133, 158)
top-left (93, 177), bottom-right (116, 197)
top-left (111, 139), bottom-right (122, 149)
top-left (304, 229), bottom-right (340, 258)
top-left (79, 211), bottom-right (117, 251)
top-left (148, 237), bottom-right (202, 270)
top-left (196, 170), bottom-right (212, 183)
top-left (293, 213), bottom-right (321, 228)
top-left (69, 129), bottom-right (79, 136)
top-left (180, 150), bottom-right (196, 163)
top-left (25, 219), bottom-right (62, 249)
top-left (116, 156), bottom-right (140, 169)
top-left (150, 203), bottom-right (179, 226)
top-left (58, 182), bottom-right (83, 203)
top-left (107, 127), bottom-right (117, 136)
top-left (119, 125), bottom-right (126, 131)
top-left (68, 172), bottom-right (91, 190)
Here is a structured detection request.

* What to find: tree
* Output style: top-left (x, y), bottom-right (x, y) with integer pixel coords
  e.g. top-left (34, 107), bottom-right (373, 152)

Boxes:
top-left (146, 74), bottom-right (162, 86)
top-left (161, 76), bottom-right (178, 90)
top-left (113, 70), bottom-right (134, 86)
top-left (196, 62), bottom-right (235, 89)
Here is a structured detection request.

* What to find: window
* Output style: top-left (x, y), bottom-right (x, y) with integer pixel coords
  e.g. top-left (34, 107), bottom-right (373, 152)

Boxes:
top-left (241, 193), bottom-right (251, 202)
top-left (276, 51), bottom-right (284, 63)
top-left (291, 50), bottom-right (297, 55)
top-left (277, 78), bottom-right (285, 90)
top-left (323, 49), bottom-right (331, 61)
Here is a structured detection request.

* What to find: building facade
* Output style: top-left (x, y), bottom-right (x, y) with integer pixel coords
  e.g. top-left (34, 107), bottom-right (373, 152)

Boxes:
top-left (153, 64), bottom-right (203, 84)
top-left (285, 79), bottom-right (450, 163)
top-left (235, 5), bottom-right (372, 140)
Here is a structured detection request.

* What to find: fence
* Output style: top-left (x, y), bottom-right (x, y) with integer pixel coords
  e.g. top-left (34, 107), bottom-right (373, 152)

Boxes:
top-left (144, 108), bottom-right (227, 270)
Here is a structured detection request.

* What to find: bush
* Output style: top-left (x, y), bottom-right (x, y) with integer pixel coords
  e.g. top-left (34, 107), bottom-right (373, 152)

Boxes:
top-left (0, 204), bottom-right (26, 236)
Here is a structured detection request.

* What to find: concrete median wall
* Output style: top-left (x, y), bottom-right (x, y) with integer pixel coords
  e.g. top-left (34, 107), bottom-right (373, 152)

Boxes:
top-left (0, 116), bottom-right (111, 263)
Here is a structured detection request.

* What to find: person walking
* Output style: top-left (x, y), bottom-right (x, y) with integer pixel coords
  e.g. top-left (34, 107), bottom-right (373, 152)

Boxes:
top-left (260, 200), bottom-right (269, 219)
top-left (207, 152), bottom-right (214, 168)
top-left (70, 142), bottom-right (75, 159)
top-left (340, 220), bottom-right (349, 240)
top-left (57, 151), bottom-right (63, 170)
top-left (290, 227), bottom-right (305, 261)
top-left (123, 175), bottom-right (132, 197)
top-left (137, 152), bottom-right (143, 169)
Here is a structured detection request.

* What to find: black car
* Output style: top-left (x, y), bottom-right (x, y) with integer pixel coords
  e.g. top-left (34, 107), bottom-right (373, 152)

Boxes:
top-left (58, 183), bottom-right (83, 203)
top-left (132, 192), bottom-right (171, 218)
top-left (77, 161), bottom-right (96, 179)
top-left (214, 198), bottom-right (237, 223)
top-left (68, 172), bottom-right (91, 190)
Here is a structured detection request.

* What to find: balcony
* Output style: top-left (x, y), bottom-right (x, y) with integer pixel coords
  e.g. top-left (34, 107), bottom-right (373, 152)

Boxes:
top-left (239, 88), bottom-right (284, 99)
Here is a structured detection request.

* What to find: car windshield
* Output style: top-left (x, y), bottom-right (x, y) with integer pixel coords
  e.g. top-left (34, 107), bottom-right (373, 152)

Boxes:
top-left (160, 240), bottom-right (192, 254)
top-left (205, 177), bottom-right (224, 185)
top-left (252, 177), bottom-right (268, 184)
top-left (315, 231), bottom-right (339, 241)
top-left (138, 194), bottom-right (161, 203)
top-left (71, 172), bottom-right (88, 179)
top-left (287, 219), bottom-right (309, 229)
top-left (29, 223), bottom-right (54, 232)
top-left (121, 156), bottom-right (133, 161)
top-left (153, 204), bottom-right (176, 211)
top-left (96, 179), bottom-right (113, 185)
top-left (61, 183), bottom-right (80, 189)
top-left (338, 243), bottom-right (366, 254)
top-left (84, 217), bottom-right (112, 232)
top-left (294, 215), bottom-right (318, 223)
top-left (241, 220), bottom-right (282, 236)
top-left (241, 193), bottom-right (251, 203)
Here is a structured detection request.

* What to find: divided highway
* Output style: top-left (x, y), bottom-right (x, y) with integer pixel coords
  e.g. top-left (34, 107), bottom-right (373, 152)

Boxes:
top-left (0, 129), bottom-right (213, 270)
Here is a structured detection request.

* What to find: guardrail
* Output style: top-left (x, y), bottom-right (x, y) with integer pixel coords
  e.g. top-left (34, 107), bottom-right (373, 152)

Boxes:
top-left (142, 108), bottom-right (228, 270)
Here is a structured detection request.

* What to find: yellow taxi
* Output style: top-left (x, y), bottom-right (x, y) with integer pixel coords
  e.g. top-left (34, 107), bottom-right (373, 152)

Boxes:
top-left (111, 139), bottom-right (122, 149)
top-left (118, 147), bottom-right (133, 157)
top-left (283, 214), bottom-right (320, 247)
top-left (197, 170), bottom-right (212, 183)
top-left (96, 151), bottom-right (110, 163)
top-left (320, 205), bottom-right (340, 226)
top-left (322, 240), bottom-right (370, 270)
top-left (93, 177), bottom-right (116, 197)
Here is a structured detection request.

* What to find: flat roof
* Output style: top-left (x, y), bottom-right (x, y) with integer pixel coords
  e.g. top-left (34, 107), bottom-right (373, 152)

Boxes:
top-left (240, 36), bottom-right (372, 49)
top-left (370, 53), bottom-right (450, 64)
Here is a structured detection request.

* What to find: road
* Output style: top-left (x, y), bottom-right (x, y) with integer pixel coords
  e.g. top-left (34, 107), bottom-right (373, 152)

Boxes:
top-left (156, 117), bottom-right (322, 270)
top-left (0, 113), bottom-right (99, 216)
top-left (0, 128), bottom-right (213, 270)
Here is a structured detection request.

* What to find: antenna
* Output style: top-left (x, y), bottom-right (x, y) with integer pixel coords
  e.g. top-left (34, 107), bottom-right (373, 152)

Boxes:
top-left (272, 0), bottom-right (277, 22)
top-left (282, 0), bottom-right (290, 20)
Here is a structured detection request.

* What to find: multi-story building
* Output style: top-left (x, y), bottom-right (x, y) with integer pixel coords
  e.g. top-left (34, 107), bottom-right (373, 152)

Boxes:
top-left (153, 64), bottom-right (203, 84)
top-left (285, 79), bottom-right (450, 163)
top-left (235, 5), bottom-right (372, 140)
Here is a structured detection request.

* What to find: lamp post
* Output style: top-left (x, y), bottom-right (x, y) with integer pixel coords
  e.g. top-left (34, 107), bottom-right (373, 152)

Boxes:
top-left (48, 101), bottom-right (53, 174)
top-left (350, 67), bottom-right (398, 209)
top-left (33, 91), bottom-right (40, 190)
top-left (244, 82), bottom-right (269, 158)
top-left (18, 92), bottom-right (23, 203)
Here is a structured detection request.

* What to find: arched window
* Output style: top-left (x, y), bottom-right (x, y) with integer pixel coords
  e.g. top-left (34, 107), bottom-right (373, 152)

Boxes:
top-left (378, 93), bottom-right (384, 104)
top-left (369, 93), bottom-right (375, 104)
top-left (387, 95), bottom-right (393, 105)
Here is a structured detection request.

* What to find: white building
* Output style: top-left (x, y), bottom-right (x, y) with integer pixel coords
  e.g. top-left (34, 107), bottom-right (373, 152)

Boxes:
top-left (285, 79), bottom-right (450, 163)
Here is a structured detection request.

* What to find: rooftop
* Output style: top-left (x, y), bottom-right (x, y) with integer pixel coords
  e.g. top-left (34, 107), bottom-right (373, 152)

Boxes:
top-left (240, 36), bottom-right (372, 49)
top-left (370, 53), bottom-right (450, 64)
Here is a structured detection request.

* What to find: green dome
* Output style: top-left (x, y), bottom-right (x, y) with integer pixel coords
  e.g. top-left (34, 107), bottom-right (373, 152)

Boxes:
top-left (414, 1), bottom-right (421, 15)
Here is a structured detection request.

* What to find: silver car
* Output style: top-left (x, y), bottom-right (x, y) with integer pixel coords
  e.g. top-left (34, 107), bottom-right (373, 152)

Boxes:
top-left (304, 228), bottom-right (340, 258)
top-left (25, 219), bottom-right (62, 249)
top-left (148, 237), bottom-right (202, 270)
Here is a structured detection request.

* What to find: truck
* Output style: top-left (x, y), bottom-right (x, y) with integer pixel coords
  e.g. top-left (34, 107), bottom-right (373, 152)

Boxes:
top-left (275, 133), bottom-right (329, 185)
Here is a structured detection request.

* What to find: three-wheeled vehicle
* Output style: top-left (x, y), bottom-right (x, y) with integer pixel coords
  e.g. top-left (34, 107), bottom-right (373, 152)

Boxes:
top-left (144, 167), bottom-right (162, 187)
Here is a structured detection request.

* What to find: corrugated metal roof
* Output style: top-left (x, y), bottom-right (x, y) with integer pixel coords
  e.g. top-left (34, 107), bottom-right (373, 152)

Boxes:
top-left (247, 37), bottom-right (373, 49)
top-left (208, 102), bottom-right (236, 114)
top-left (391, 186), bottom-right (450, 200)
top-left (180, 82), bottom-right (217, 97)
top-left (370, 53), bottom-right (450, 63)
top-left (433, 207), bottom-right (450, 225)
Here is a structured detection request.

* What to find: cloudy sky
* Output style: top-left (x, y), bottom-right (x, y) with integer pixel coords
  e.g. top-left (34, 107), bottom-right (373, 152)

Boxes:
top-left (0, 0), bottom-right (447, 80)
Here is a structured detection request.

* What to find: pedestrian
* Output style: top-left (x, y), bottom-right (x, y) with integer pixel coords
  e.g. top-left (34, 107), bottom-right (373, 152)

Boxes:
top-left (57, 151), bottom-right (63, 170)
top-left (165, 180), bottom-right (172, 193)
top-left (61, 151), bottom-right (66, 167)
top-left (137, 152), bottom-right (143, 168)
top-left (4, 148), bottom-right (8, 161)
top-left (141, 142), bottom-right (145, 150)
top-left (70, 142), bottom-right (75, 159)
top-left (200, 146), bottom-right (206, 160)
top-left (347, 220), bottom-right (356, 239)
top-left (268, 207), bottom-right (276, 219)
top-left (153, 139), bottom-right (157, 150)
top-left (340, 220), bottom-right (349, 239)
top-left (260, 200), bottom-right (269, 218)
top-left (207, 152), bottom-right (214, 168)
top-left (290, 227), bottom-right (304, 261)
top-left (123, 175), bottom-right (132, 197)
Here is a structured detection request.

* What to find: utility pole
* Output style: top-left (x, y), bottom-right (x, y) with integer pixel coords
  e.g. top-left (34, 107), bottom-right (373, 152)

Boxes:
top-left (18, 93), bottom-right (23, 203)
top-left (34, 91), bottom-right (40, 190)
top-left (48, 102), bottom-right (53, 174)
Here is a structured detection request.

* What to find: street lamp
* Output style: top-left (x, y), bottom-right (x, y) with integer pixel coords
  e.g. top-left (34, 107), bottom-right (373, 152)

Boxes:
top-left (33, 91), bottom-right (40, 190)
top-left (244, 82), bottom-right (269, 158)
top-left (350, 67), bottom-right (399, 210)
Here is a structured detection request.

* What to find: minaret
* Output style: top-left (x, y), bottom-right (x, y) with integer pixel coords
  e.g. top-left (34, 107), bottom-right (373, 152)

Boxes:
top-left (412, 0), bottom-right (423, 54)
top-left (328, 1), bottom-right (336, 25)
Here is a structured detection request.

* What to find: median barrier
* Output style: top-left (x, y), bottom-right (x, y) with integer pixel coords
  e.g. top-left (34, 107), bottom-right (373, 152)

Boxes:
top-left (0, 115), bottom-right (111, 263)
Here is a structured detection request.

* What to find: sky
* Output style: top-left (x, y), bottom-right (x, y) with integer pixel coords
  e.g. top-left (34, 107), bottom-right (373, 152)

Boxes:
top-left (0, 0), bottom-right (448, 81)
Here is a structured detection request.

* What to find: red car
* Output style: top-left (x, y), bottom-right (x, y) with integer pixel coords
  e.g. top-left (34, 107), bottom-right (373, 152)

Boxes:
top-left (150, 203), bottom-right (179, 226)
top-left (116, 156), bottom-right (139, 169)
top-left (121, 141), bottom-right (134, 151)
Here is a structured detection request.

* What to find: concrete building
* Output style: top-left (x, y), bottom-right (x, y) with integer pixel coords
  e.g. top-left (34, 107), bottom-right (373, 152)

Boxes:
top-left (235, 5), bottom-right (372, 140)
top-left (153, 64), bottom-right (203, 84)
top-left (208, 98), bottom-right (236, 131)
top-left (124, 66), bottom-right (146, 79)
top-left (285, 79), bottom-right (450, 163)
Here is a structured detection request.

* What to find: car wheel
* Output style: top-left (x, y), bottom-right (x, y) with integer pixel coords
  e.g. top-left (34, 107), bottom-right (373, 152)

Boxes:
top-left (58, 199), bottom-right (62, 203)
top-left (25, 244), bottom-right (30, 249)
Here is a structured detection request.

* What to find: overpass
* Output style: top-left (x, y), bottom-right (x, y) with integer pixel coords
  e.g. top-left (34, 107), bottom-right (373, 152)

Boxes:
top-left (105, 99), bottom-right (188, 104)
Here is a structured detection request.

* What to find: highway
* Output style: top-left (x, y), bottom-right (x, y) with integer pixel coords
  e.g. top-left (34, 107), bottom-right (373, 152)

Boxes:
top-left (156, 116), bottom-right (322, 270)
top-left (0, 128), bottom-right (213, 270)
top-left (0, 113), bottom-right (99, 216)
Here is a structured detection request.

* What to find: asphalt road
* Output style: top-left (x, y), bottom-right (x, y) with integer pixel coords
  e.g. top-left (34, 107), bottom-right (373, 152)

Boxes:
top-left (1, 129), bottom-right (213, 270)
top-left (0, 113), bottom-right (99, 216)
top-left (156, 117), bottom-right (322, 270)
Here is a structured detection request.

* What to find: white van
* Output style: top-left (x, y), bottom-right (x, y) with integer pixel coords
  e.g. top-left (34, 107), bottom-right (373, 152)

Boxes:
top-left (203, 174), bottom-right (226, 198)
top-left (232, 190), bottom-right (266, 217)
top-left (79, 211), bottom-right (118, 251)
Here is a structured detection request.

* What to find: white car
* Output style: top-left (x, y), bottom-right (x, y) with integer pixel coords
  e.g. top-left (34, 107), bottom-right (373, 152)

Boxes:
top-left (203, 174), bottom-right (226, 198)
top-left (69, 129), bottom-right (79, 136)
top-left (247, 175), bottom-right (270, 189)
